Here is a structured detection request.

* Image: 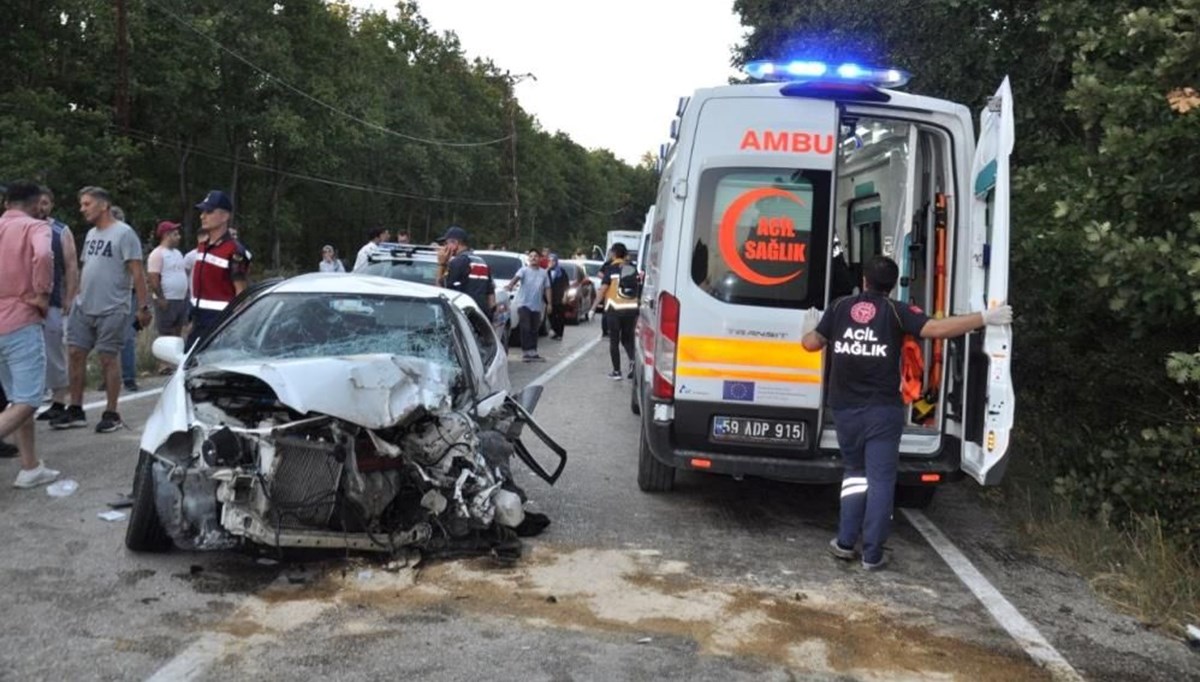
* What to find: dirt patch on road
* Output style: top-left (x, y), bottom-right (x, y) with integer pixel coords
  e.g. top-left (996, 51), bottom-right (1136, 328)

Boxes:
top-left (239, 546), bottom-right (1051, 681)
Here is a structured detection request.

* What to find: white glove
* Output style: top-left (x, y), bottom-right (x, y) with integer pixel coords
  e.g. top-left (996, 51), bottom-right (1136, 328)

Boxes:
top-left (801, 308), bottom-right (822, 335)
top-left (981, 304), bottom-right (1013, 326)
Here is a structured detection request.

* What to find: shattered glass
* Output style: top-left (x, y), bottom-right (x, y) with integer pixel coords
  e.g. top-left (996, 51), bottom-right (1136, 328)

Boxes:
top-left (195, 293), bottom-right (461, 371)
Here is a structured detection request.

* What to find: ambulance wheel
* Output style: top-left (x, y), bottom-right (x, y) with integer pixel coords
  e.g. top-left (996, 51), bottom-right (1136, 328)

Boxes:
top-left (895, 485), bottom-right (937, 509)
top-left (126, 451), bottom-right (172, 552)
top-left (637, 420), bottom-right (674, 492)
top-left (630, 381), bottom-right (641, 415)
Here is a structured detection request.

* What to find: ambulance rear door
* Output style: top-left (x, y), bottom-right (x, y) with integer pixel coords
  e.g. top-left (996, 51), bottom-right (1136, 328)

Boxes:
top-left (961, 78), bottom-right (1015, 484)
top-left (671, 94), bottom-right (837, 455)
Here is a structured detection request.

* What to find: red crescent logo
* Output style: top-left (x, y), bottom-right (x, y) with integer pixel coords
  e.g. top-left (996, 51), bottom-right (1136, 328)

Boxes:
top-left (717, 187), bottom-right (807, 286)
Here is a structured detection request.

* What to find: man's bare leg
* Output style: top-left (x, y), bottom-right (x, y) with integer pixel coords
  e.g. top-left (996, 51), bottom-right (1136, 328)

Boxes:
top-left (67, 345), bottom-right (88, 406)
top-left (99, 352), bottom-right (120, 413)
top-left (0, 404), bottom-right (37, 470)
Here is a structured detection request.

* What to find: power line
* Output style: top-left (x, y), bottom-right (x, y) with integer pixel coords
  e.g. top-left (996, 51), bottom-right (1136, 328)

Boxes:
top-left (120, 127), bottom-right (513, 206)
top-left (145, 0), bottom-right (513, 149)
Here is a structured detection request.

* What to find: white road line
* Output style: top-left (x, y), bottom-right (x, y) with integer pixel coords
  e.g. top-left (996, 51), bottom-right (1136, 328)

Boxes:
top-left (144, 338), bottom-right (600, 681)
top-left (525, 336), bottom-right (602, 388)
top-left (901, 509), bottom-right (1083, 681)
top-left (82, 387), bottom-right (165, 412)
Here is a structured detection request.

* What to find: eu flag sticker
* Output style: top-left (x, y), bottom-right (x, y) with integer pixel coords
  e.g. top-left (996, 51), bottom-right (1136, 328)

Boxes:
top-left (722, 380), bottom-right (755, 402)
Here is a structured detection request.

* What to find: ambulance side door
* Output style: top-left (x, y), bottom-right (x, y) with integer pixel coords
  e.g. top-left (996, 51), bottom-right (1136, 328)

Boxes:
top-left (961, 78), bottom-right (1014, 485)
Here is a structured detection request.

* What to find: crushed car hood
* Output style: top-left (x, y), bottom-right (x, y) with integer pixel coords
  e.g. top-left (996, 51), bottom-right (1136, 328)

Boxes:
top-left (195, 354), bottom-right (457, 429)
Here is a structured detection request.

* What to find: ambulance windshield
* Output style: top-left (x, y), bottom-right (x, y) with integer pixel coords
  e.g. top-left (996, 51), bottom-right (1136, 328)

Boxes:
top-left (690, 168), bottom-right (832, 309)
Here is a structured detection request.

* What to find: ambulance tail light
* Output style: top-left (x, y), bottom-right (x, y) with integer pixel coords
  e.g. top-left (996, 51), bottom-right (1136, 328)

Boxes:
top-left (652, 291), bottom-right (680, 400)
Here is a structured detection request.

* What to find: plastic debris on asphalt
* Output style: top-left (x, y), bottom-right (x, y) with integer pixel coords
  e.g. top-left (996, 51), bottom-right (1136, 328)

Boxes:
top-left (98, 510), bottom-right (127, 522)
top-left (46, 479), bottom-right (78, 497)
top-left (1186, 624), bottom-right (1200, 648)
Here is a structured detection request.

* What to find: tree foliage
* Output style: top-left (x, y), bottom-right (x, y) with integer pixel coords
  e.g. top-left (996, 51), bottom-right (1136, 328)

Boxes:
top-left (736, 0), bottom-right (1200, 547)
top-left (0, 0), bottom-right (656, 270)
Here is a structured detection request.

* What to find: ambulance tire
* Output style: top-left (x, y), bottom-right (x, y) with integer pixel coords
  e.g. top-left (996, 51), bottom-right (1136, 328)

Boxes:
top-left (125, 451), bottom-right (172, 552)
top-left (895, 485), bottom-right (937, 509)
top-left (637, 419), bottom-right (674, 492)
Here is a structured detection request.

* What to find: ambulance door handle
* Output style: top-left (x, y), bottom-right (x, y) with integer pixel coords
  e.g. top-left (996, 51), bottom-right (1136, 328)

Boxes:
top-left (672, 179), bottom-right (688, 199)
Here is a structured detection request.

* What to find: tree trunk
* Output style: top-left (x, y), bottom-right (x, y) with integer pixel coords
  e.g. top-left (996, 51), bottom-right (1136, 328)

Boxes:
top-left (269, 170), bottom-right (285, 271)
top-left (177, 138), bottom-right (192, 240)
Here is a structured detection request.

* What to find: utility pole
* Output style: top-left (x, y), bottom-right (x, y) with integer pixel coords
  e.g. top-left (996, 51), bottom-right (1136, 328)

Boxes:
top-left (503, 72), bottom-right (536, 244)
top-left (115, 0), bottom-right (131, 133)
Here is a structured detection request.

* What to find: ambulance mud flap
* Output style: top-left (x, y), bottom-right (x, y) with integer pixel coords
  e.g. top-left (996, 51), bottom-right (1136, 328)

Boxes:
top-left (505, 394), bottom-right (567, 485)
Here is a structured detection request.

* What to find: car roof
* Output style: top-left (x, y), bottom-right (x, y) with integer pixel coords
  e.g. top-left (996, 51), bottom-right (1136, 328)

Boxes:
top-left (474, 250), bottom-right (525, 260)
top-left (270, 272), bottom-right (464, 302)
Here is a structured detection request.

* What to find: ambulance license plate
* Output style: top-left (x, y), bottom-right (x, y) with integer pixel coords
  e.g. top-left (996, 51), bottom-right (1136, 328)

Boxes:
top-left (711, 416), bottom-right (806, 445)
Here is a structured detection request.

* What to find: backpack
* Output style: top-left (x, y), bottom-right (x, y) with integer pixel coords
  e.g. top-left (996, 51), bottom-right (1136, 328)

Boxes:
top-left (616, 262), bottom-right (640, 300)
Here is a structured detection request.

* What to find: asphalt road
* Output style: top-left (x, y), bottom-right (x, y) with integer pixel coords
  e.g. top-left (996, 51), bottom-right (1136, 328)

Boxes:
top-left (0, 322), bottom-right (1196, 681)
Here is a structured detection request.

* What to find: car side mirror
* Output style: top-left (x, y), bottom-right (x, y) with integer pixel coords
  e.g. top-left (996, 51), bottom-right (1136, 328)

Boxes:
top-left (152, 336), bottom-right (186, 366)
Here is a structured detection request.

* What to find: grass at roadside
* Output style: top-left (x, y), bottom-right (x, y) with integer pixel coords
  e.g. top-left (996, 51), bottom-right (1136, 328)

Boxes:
top-left (1000, 465), bottom-right (1200, 638)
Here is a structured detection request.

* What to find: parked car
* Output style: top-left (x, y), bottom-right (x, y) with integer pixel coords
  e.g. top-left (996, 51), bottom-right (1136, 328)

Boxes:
top-left (557, 260), bottom-right (596, 323)
top-left (581, 259), bottom-right (605, 293)
top-left (362, 243), bottom-right (511, 343)
top-left (126, 274), bottom-right (566, 559)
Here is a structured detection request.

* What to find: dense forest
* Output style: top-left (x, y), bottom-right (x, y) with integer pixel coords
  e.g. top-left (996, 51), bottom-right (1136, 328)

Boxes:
top-left (0, 0), bottom-right (658, 269)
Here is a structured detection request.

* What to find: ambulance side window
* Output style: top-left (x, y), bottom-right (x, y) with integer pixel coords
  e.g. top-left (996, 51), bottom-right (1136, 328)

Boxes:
top-left (690, 168), bottom-right (831, 309)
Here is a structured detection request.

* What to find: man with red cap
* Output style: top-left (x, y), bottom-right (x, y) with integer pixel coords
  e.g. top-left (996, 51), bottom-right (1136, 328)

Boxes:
top-left (188, 190), bottom-right (250, 348)
top-left (146, 220), bottom-right (189, 371)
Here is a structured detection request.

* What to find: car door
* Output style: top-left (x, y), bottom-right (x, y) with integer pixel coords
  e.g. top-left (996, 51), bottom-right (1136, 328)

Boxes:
top-left (960, 78), bottom-right (1014, 485)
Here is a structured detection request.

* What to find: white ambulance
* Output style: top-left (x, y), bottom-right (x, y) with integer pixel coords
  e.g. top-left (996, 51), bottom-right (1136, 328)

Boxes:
top-left (633, 61), bottom-right (1013, 506)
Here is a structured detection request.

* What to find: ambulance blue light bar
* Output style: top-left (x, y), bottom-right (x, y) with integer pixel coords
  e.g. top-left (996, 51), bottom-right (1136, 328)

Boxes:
top-left (745, 60), bottom-right (911, 88)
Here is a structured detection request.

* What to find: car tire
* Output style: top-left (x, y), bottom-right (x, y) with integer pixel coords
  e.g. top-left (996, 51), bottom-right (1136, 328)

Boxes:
top-left (895, 485), bottom-right (937, 509)
top-left (637, 417), bottom-right (674, 492)
top-left (126, 450), bottom-right (172, 552)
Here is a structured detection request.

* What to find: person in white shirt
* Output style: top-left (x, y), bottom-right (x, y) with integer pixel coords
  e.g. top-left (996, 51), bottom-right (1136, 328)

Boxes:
top-left (318, 245), bottom-right (345, 272)
top-left (146, 221), bottom-right (189, 373)
top-left (352, 227), bottom-right (390, 272)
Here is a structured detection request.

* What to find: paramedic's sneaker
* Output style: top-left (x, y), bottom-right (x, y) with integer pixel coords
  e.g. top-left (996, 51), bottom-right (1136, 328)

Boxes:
top-left (13, 463), bottom-right (60, 489)
top-left (862, 555), bottom-right (890, 572)
top-left (50, 405), bottom-right (87, 430)
top-left (96, 411), bottom-right (125, 434)
top-left (36, 402), bottom-right (66, 421)
top-left (828, 538), bottom-right (857, 561)
top-left (607, 370), bottom-right (622, 380)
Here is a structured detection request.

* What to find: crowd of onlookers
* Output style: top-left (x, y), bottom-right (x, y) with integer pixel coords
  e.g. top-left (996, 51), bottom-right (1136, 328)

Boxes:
top-left (0, 182), bottom-right (250, 489)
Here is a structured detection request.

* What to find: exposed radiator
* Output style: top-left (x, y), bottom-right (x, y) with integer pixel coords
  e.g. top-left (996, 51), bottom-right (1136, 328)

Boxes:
top-left (269, 436), bottom-right (342, 529)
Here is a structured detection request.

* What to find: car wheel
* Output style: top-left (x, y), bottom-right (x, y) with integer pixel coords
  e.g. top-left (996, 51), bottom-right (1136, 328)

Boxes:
top-left (895, 485), bottom-right (937, 509)
top-left (125, 450), bottom-right (172, 552)
top-left (637, 417), bottom-right (674, 492)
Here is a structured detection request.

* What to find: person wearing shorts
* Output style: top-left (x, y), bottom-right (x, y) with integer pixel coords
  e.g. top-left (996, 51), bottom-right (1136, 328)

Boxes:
top-left (51, 187), bottom-right (151, 434)
top-left (0, 181), bottom-right (60, 488)
top-left (147, 220), bottom-right (189, 373)
top-left (32, 187), bottom-right (79, 423)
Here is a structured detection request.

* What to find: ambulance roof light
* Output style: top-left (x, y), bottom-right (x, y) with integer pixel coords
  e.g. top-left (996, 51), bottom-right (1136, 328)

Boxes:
top-left (745, 59), bottom-right (911, 88)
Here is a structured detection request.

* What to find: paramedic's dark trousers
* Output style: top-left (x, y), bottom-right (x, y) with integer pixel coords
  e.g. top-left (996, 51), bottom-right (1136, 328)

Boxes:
top-left (518, 307), bottom-right (542, 355)
top-left (833, 405), bottom-right (905, 565)
top-left (606, 310), bottom-right (636, 372)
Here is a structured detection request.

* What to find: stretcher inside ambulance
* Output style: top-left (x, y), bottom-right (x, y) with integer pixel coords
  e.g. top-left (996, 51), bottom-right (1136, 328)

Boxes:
top-left (634, 62), bottom-right (1014, 505)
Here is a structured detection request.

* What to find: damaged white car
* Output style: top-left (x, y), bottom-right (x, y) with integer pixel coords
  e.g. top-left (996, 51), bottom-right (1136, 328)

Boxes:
top-left (126, 274), bottom-right (566, 560)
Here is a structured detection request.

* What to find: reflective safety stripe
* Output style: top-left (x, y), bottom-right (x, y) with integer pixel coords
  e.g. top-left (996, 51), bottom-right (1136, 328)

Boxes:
top-left (191, 298), bottom-right (229, 311)
top-left (841, 477), bottom-right (868, 498)
top-left (841, 484), bottom-right (868, 498)
top-left (678, 336), bottom-right (824, 371)
top-left (201, 253), bottom-right (230, 269)
top-left (675, 366), bottom-right (820, 384)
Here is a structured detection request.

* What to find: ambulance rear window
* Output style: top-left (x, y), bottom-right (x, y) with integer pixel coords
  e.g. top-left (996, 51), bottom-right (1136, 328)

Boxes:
top-left (690, 168), bottom-right (831, 309)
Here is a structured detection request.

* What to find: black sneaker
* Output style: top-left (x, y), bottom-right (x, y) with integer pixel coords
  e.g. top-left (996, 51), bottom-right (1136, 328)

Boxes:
top-left (607, 370), bottom-right (622, 380)
top-left (36, 403), bottom-right (67, 422)
top-left (49, 406), bottom-right (87, 430)
top-left (96, 411), bottom-right (125, 433)
top-left (123, 380), bottom-right (139, 391)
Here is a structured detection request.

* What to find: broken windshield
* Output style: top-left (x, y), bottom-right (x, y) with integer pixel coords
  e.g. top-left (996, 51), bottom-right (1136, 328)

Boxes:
top-left (194, 293), bottom-right (462, 372)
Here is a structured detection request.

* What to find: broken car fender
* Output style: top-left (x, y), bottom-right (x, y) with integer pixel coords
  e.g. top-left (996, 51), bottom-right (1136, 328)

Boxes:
top-left (139, 367), bottom-right (191, 454)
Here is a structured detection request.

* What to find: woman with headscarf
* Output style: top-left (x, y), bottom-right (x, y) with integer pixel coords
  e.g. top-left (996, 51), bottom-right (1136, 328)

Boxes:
top-left (318, 245), bottom-right (345, 273)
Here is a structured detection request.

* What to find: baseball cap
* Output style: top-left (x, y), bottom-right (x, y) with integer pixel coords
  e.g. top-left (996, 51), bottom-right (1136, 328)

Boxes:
top-left (195, 190), bottom-right (233, 212)
top-left (436, 225), bottom-right (469, 243)
top-left (156, 220), bottom-right (182, 237)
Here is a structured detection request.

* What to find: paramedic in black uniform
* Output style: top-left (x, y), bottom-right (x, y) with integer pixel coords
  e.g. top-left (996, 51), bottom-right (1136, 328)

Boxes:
top-left (801, 255), bottom-right (1012, 570)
